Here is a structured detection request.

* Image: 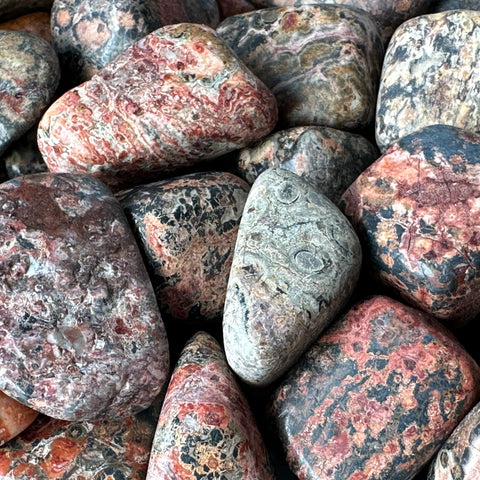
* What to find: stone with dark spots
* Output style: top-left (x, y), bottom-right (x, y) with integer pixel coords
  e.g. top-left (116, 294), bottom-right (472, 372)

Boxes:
top-left (0, 0), bottom-right (52, 22)
top-left (376, 10), bottom-right (480, 153)
top-left (271, 295), bottom-right (480, 480)
top-left (432, 0), bottom-right (480, 11)
top-left (146, 331), bottom-right (275, 480)
top-left (223, 167), bottom-right (362, 386)
top-left (0, 391), bottom-right (38, 446)
top-left (341, 124), bottom-right (480, 328)
top-left (118, 171), bottom-right (249, 322)
top-left (0, 173), bottom-right (169, 422)
top-left (236, 126), bottom-right (378, 204)
top-left (217, 5), bottom-right (383, 129)
top-left (0, 12), bottom-right (52, 43)
top-left (38, 23), bottom-right (278, 191)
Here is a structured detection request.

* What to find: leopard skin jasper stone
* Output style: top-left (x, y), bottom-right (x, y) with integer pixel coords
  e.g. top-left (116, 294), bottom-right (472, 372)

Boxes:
top-left (0, 0), bottom-right (52, 22)
top-left (0, 31), bottom-right (59, 157)
top-left (38, 23), bottom-right (278, 191)
top-left (146, 331), bottom-right (275, 480)
top-left (217, 5), bottom-right (383, 129)
top-left (376, 10), bottom-right (480, 153)
top-left (0, 173), bottom-right (169, 422)
top-left (341, 124), bottom-right (480, 328)
top-left (271, 295), bottom-right (480, 480)
top-left (0, 391), bottom-right (38, 446)
top-left (51, 0), bottom-right (220, 85)
top-left (236, 126), bottom-right (378, 204)
top-left (432, 0), bottom-right (480, 11)
top-left (118, 171), bottom-right (250, 322)
top-left (0, 12), bottom-right (52, 43)
top-left (223, 167), bottom-right (362, 386)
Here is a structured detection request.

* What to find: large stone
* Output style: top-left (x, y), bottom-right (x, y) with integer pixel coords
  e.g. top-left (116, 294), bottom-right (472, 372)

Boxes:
top-left (0, 391), bottom-right (38, 446)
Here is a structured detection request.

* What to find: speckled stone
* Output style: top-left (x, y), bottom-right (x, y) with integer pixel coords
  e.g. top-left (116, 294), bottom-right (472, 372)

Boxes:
top-left (0, 173), bottom-right (169, 422)
top-left (0, 392), bottom-right (38, 446)
top-left (0, 31), bottom-right (60, 157)
top-left (271, 295), bottom-right (480, 480)
top-left (0, 1), bottom-right (52, 22)
top-left (146, 331), bottom-right (275, 480)
top-left (38, 23), bottom-right (278, 191)
top-left (341, 125), bottom-right (480, 328)
top-left (432, 0), bottom-right (480, 11)
top-left (51, 0), bottom-right (220, 84)
top-left (376, 10), bottom-right (480, 153)
top-left (0, 399), bottom-right (161, 479)
top-left (118, 171), bottom-right (250, 322)
top-left (217, 0), bottom-right (256, 19)
top-left (0, 12), bottom-right (52, 43)
top-left (236, 126), bottom-right (378, 205)
top-left (223, 167), bottom-right (362, 386)
top-left (217, 5), bottom-right (383, 129)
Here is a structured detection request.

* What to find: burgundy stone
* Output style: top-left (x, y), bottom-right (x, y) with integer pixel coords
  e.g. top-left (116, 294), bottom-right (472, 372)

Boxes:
top-left (217, 0), bottom-right (256, 19)
top-left (0, 12), bottom-right (52, 43)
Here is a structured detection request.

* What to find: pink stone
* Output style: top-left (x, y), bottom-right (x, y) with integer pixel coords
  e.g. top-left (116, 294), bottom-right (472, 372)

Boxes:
top-left (0, 391), bottom-right (38, 446)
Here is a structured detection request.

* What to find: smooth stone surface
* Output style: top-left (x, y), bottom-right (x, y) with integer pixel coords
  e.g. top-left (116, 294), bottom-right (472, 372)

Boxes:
top-left (223, 167), bottom-right (362, 386)
top-left (271, 295), bottom-right (480, 480)
top-left (0, 173), bottom-right (169, 421)
top-left (38, 23), bottom-right (278, 191)
top-left (146, 331), bottom-right (275, 480)
top-left (341, 125), bottom-right (480, 328)
top-left (0, 392), bottom-right (38, 446)
top-left (376, 10), bottom-right (480, 152)
top-left (119, 171), bottom-right (250, 322)
top-left (0, 12), bottom-right (52, 43)
top-left (0, 0), bottom-right (52, 22)
top-left (0, 31), bottom-right (60, 157)
top-left (217, 5), bottom-right (383, 129)
top-left (236, 126), bottom-right (378, 204)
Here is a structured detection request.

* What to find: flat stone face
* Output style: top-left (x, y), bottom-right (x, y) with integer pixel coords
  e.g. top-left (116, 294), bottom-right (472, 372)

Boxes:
top-left (341, 125), bottom-right (480, 328)
top-left (146, 331), bottom-right (275, 480)
top-left (376, 10), bottom-right (480, 152)
top-left (0, 173), bottom-right (169, 421)
top-left (0, 392), bottom-right (38, 446)
top-left (0, 12), bottom-right (52, 43)
top-left (119, 171), bottom-right (250, 322)
top-left (38, 23), bottom-right (277, 191)
top-left (236, 126), bottom-right (378, 204)
top-left (271, 295), bottom-right (480, 480)
top-left (217, 5), bottom-right (383, 129)
top-left (223, 167), bottom-right (362, 386)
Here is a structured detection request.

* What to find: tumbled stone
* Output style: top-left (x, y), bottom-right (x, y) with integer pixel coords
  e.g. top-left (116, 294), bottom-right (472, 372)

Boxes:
top-left (0, 0), bottom-right (52, 22)
top-left (38, 23), bottom-right (278, 191)
top-left (223, 167), bottom-right (362, 386)
top-left (376, 10), bottom-right (480, 152)
top-left (0, 31), bottom-right (60, 157)
top-left (217, 0), bottom-right (256, 19)
top-left (0, 12), bottom-right (52, 43)
top-left (271, 295), bottom-right (480, 480)
top-left (236, 126), bottom-right (378, 204)
top-left (146, 331), bottom-right (275, 480)
top-left (51, 0), bottom-right (220, 84)
top-left (432, 0), bottom-right (480, 11)
top-left (341, 125), bottom-right (480, 328)
top-left (0, 173), bottom-right (169, 421)
top-left (217, 5), bottom-right (383, 129)
top-left (0, 392), bottom-right (38, 446)
top-left (119, 171), bottom-right (250, 322)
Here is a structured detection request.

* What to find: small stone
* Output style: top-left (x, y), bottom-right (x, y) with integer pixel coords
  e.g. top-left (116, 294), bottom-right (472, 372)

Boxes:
top-left (0, 391), bottom-right (38, 446)
top-left (118, 171), bottom-right (250, 322)
top-left (223, 167), bottom-right (362, 386)
top-left (0, 173), bottom-right (169, 421)
top-left (217, 5), bottom-right (383, 129)
top-left (38, 23), bottom-right (278, 191)
top-left (236, 126), bottom-right (378, 204)
top-left (146, 331), bottom-right (275, 480)
top-left (0, 12), bottom-right (52, 43)
top-left (271, 295), bottom-right (480, 480)
top-left (0, 1), bottom-right (52, 22)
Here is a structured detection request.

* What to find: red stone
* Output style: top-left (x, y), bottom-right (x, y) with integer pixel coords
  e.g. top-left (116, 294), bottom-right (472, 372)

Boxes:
top-left (0, 392), bottom-right (38, 446)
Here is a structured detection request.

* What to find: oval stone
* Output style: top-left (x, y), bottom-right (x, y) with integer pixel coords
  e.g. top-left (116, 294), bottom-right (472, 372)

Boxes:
top-left (271, 295), bottom-right (480, 480)
top-left (0, 12), bottom-right (52, 43)
top-left (0, 391), bottom-right (38, 446)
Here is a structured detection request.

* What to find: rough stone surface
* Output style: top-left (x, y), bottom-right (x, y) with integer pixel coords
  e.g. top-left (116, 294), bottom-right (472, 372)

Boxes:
top-left (0, 392), bottom-right (38, 446)
top-left (341, 125), bottom-right (480, 328)
top-left (38, 23), bottom-right (278, 191)
top-left (223, 167), bottom-right (362, 386)
top-left (432, 0), bottom-right (480, 11)
top-left (119, 171), bottom-right (250, 322)
top-left (217, 5), bottom-right (383, 129)
top-left (236, 126), bottom-right (378, 204)
top-left (271, 295), bottom-right (480, 480)
top-left (376, 10), bottom-right (480, 152)
top-left (0, 173), bottom-right (169, 422)
top-left (0, 12), bottom-right (52, 43)
top-left (217, 0), bottom-right (256, 19)
top-left (0, 31), bottom-right (60, 157)
top-left (146, 331), bottom-right (275, 480)
top-left (0, 1), bottom-right (52, 22)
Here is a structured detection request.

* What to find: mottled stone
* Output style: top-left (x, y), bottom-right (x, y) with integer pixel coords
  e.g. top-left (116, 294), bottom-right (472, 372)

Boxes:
top-left (51, 0), bottom-right (220, 84)
top-left (223, 167), bottom-right (362, 386)
top-left (236, 126), bottom-right (378, 204)
top-left (432, 0), bottom-right (480, 11)
top-left (217, 0), bottom-right (256, 19)
top-left (0, 173), bottom-right (169, 421)
top-left (0, 31), bottom-right (60, 157)
top-left (217, 5), bottom-right (383, 129)
top-left (271, 295), bottom-right (480, 480)
top-left (38, 23), bottom-right (278, 191)
top-left (0, 12), bottom-right (52, 43)
top-left (0, 392), bottom-right (38, 446)
top-left (376, 10), bottom-right (480, 152)
top-left (0, 0), bottom-right (52, 22)
top-left (146, 331), bottom-right (275, 480)
top-left (119, 171), bottom-right (249, 322)
top-left (342, 125), bottom-right (480, 328)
